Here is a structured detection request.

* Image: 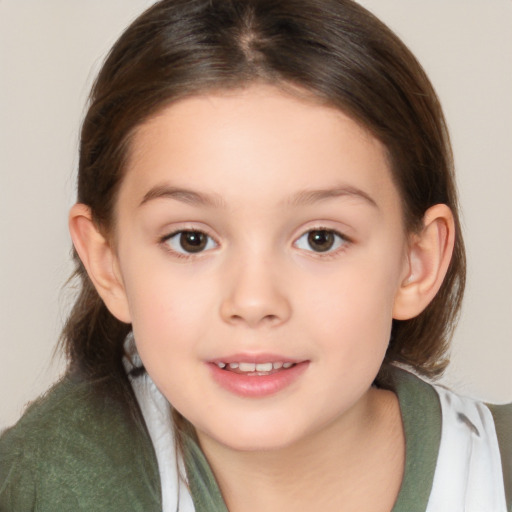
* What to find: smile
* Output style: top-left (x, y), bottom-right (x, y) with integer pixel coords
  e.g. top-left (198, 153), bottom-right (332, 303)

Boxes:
top-left (216, 361), bottom-right (295, 375)
top-left (208, 359), bottom-right (309, 398)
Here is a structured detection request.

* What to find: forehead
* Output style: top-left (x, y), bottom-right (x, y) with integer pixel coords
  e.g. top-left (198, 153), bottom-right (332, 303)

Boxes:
top-left (121, 85), bottom-right (399, 213)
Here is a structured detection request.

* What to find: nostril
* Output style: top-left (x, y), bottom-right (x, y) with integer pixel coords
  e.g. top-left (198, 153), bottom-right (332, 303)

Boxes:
top-left (228, 313), bottom-right (277, 324)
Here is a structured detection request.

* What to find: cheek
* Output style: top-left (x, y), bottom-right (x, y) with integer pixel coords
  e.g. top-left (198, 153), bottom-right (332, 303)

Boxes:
top-left (119, 256), bottom-right (215, 366)
top-left (301, 251), bottom-right (402, 364)
top-left (298, 272), bottom-right (396, 414)
top-left (121, 247), bottom-right (212, 321)
top-left (306, 255), bottom-right (400, 326)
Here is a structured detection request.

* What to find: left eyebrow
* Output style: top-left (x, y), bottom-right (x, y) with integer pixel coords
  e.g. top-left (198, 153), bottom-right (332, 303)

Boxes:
top-left (286, 186), bottom-right (378, 209)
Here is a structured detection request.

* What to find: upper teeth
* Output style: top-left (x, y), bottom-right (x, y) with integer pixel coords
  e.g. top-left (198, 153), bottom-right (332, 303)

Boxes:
top-left (217, 362), bottom-right (294, 371)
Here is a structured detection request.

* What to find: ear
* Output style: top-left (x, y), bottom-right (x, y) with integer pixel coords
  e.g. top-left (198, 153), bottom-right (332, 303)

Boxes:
top-left (393, 204), bottom-right (455, 320)
top-left (69, 203), bottom-right (131, 323)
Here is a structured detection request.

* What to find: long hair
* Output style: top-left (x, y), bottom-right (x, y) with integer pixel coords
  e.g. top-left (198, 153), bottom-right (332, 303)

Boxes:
top-left (61, 0), bottom-right (465, 402)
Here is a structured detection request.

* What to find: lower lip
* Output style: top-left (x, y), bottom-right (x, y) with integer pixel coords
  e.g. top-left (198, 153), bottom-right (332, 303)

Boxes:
top-left (208, 361), bottom-right (309, 398)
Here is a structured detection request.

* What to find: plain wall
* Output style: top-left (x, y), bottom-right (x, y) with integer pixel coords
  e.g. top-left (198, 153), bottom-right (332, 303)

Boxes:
top-left (1, 0), bottom-right (511, 429)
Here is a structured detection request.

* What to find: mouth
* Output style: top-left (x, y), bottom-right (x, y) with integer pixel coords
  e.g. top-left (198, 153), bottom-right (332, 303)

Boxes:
top-left (213, 361), bottom-right (296, 376)
top-left (207, 357), bottom-right (309, 397)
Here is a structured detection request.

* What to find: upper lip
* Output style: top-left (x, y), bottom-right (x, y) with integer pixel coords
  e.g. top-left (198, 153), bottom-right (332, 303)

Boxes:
top-left (208, 353), bottom-right (304, 364)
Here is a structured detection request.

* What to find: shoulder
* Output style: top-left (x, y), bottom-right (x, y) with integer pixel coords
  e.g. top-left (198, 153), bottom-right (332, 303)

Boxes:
top-left (488, 402), bottom-right (512, 511)
top-left (381, 366), bottom-right (512, 511)
top-left (421, 376), bottom-right (512, 511)
top-left (0, 373), bottom-right (161, 511)
top-left (422, 378), bottom-right (512, 511)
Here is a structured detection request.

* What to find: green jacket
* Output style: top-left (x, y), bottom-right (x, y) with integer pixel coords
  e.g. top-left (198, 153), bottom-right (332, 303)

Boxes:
top-left (1, 369), bottom-right (510, 511)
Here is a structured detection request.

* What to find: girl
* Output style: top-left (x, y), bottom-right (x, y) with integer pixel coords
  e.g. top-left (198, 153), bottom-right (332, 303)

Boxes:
top-left (1, 1), bottom-right (510, 511)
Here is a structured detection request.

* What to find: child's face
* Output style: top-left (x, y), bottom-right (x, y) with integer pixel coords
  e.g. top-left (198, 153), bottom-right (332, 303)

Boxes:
top-left (113, 85), bottom-right (410, 451)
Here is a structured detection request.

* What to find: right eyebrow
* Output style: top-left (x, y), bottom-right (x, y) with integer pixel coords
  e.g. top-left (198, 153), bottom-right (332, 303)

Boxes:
top-left (139, 184), bottom-right (226, 208)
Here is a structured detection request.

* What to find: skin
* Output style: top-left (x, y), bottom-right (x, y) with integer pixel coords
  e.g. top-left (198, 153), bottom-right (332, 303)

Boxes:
top-left (70, 84), bottom-right (455, 511)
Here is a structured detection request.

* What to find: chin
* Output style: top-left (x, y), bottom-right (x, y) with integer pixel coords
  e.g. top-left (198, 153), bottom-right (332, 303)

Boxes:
top-left (199, 419), bottom-right (309, 453)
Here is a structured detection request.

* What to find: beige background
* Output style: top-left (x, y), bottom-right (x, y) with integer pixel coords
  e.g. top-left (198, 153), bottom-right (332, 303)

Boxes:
top-left (1, 0), bottom-right (511, 429)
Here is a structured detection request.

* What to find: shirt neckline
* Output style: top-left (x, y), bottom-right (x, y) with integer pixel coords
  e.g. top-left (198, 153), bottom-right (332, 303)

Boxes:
top-left (378, 366), bottom-right (441, 511)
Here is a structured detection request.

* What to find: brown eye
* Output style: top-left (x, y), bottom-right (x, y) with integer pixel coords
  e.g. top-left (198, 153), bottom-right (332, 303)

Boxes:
top-left (179, 231), bottom-right (207, 252)
top-left (307, 230), bottom-right (335, 252)
top-left (164, 230), bottom-right (216, 255)
top-left (295, 229), bottom-right (347, 254)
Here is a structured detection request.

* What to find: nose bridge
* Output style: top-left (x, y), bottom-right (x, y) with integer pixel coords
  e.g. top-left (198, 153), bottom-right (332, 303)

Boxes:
top-left (219, 244), bottom-right (291, 328)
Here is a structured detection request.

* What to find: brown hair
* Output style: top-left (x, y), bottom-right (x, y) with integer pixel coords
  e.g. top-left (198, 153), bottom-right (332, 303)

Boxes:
top-left (62, 0), bottom-right (465, 398)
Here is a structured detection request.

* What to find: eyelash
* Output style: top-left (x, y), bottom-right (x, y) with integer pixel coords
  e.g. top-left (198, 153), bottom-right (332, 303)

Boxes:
top-left (159, 227), bottom-right (351, 259)
top-left (293, 227), bottom-right (351, 258)
top-left (160, 229), bottom-right (219, 259)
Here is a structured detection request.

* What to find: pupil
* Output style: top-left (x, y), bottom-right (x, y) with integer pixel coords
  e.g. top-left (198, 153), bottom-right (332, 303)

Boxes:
top-left (180, 232), bottom-right (207, 253)
top-left (308, 230), bottom-right (334, 252)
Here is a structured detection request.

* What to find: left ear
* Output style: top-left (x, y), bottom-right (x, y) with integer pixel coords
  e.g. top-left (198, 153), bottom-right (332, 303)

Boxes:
top-left (393, 204), bottom-right (455, 320)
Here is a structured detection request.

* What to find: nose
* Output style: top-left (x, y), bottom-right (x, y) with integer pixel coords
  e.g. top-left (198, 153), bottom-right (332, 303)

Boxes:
top-left (219, 254), bottom-right (292, 328)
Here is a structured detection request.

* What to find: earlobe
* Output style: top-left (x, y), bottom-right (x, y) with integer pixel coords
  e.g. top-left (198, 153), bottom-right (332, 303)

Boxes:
top-left (393, 204), bottom-right (455, 320)
top-left (68, 204), bottom-right (132, 323)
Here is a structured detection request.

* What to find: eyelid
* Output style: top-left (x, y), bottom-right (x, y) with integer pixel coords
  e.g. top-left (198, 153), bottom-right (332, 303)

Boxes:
top-left (160, 228), bottom-right (219, 257)
top-left (293, 227), bottom-right (351, 255)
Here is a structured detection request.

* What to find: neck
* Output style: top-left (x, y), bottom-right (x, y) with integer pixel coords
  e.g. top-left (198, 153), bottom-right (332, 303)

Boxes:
top-left (197, 387), bottom-right (405, 512)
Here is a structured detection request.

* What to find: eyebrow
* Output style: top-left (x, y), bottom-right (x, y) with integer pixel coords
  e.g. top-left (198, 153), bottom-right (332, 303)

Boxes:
top-left (139, 185), bottom-right (226, 208)
top-left (287, 186), bottom-right (378, 209)
top-left (139, 184), bottom-right (378, 210)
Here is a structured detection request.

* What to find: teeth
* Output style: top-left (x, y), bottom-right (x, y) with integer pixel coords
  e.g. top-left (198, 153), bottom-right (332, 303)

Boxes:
top-left (239, 362), bottom-right (256, 372)
top-left (256, 363), bottom-right (273, 372)
top-left (218, 361), bottom-right (295, 371)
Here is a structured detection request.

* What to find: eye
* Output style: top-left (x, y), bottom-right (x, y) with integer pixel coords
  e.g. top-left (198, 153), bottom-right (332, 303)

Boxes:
top-left (163, 230), bottom-right (217, 254)
top-left (294, 229), bottom-right (348, 253)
